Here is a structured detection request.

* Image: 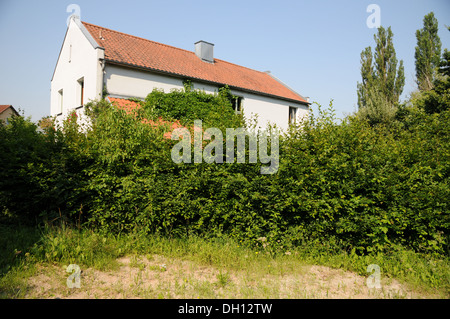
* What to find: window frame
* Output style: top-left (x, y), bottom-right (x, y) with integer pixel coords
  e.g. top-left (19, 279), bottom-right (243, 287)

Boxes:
top-left (77, 77), bottom-right (85, 107)
top-left (288, 106), bottom-right (297, 124)
top-left (231, 96), bottom-right (243, 115)
top-left (58, 89), bottom-right (64, 115)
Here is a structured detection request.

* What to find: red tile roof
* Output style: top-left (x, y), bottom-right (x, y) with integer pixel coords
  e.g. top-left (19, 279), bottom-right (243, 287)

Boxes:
top-left (0, 105), bottom-right (19, 116)
top-left (108, 97), bottom-right (185, 139)
top-left (82, 22), bottom-right (308, 104)
top-left (0, 105), bottom-right (12, 114)
top-left (107, 97), bottom-right (141, 113)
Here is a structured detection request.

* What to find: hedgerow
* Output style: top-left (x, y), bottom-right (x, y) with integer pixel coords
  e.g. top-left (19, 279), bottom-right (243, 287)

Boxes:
top-left (0, 88), bottom-right (448, 257)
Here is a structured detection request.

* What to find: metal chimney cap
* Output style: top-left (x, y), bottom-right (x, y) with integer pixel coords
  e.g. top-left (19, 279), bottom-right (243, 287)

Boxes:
top-left (195, 40), bottom-right (214, 46)
top-left (195, 41), bottom-right (214, 63)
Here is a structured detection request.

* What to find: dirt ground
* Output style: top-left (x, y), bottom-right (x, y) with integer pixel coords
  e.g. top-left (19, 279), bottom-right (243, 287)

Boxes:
top-left (24, 254), bottom-right (433, 299)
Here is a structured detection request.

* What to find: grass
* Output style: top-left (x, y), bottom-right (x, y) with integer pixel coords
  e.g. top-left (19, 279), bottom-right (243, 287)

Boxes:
top-left (0, 223), bottom-right (449, 299)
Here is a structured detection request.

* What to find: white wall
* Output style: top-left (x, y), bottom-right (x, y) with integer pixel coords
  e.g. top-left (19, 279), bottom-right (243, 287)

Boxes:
top-left (104, 64), bottom-right (185, 98)
top-left (104, 64), bottom-right (308, 131)
top-left (0, 107), bottom-right (16, 124)
top-left (50, 18), bottom-right (104, 127)
top-left (236, 92), bottom-right (309, 132)
top-left (50, 17), bottom-right (309, 131)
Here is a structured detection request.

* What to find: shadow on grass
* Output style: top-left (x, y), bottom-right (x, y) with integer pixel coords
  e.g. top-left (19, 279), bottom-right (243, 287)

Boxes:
top-left (0, 222), bottom-right (41, 277)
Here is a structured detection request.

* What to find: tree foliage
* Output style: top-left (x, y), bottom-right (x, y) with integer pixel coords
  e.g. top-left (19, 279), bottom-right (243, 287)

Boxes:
top-left (415, 12), bottom-right (442, 91)
top-left (1, 90), bottom-right (449, 257)
top-left (142, 85), bottom-right (242, 130)
top-left (412, 20), bottom-right (450, 114)
top-left (357, 26), bottom-right (405, 124)
top-left (2, 16), bottom-right (449, 258)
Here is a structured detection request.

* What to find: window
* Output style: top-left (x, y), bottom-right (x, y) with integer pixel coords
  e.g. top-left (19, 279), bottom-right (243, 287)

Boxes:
top-left (231, 96), bottom-right (243, 115)
top-left (289, 106), bottom-right (297, 124)
top-left (58, 89), bottom-right (63, 115)
top-left (77, 77), bottom-right (84, 107)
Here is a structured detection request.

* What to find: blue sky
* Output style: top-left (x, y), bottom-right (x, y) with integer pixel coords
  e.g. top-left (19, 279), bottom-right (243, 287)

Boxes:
top-left (1, 0), bottom-right (449, 122)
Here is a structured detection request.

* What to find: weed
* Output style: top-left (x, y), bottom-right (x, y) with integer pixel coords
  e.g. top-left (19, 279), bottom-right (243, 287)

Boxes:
top-left (0, 225), bottom-right (449, 298)
top-left (215, 270), bottom-right (231, 288)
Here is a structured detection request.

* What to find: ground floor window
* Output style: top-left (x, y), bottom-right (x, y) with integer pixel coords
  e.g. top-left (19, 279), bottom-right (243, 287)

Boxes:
top-left (58, 89), bottom-right (64, 115)
top-left (231, 96), bottom-right (243, 115)
top-left (78, 77), bottom-right (84, 107)
top-left (289, 106), bottom-right (297, 124)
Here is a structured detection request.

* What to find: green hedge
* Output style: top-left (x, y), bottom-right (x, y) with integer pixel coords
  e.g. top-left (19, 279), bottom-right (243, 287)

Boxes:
top-left (0, 88), bottom-right (448, 257)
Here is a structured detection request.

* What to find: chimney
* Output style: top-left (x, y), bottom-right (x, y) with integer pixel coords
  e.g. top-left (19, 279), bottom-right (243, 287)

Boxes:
top-left (195, 41), bottom-right (214, 63)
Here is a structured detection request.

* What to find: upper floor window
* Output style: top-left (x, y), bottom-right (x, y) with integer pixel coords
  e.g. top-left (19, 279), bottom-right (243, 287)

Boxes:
top-left (231, 96), bottom-right (243, 115)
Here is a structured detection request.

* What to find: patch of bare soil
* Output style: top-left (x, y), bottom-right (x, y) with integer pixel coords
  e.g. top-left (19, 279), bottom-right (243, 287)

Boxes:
top-left (24, 255), bottom-right (430, 299)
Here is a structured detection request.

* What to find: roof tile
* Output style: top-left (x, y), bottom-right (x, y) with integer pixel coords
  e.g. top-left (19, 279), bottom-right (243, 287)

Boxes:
top-left (109, 97), bottom-right (184, 139)
top-left (0, 105), bottom-right (12, 114)
top-left (82, 22), bottom-right (308, 104)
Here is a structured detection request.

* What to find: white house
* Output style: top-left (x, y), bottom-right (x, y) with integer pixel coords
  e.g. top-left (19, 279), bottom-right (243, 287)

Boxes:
top-left (0, 105), bottom-right (20, 124)
top-left (51, 16), bottom-right (310, 131)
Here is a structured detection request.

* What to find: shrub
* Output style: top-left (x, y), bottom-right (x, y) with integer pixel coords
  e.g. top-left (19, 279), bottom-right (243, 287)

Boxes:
top-left (143, 86), bottom-right (243, 130)
top-left (1, 90), bottom-right (448, 257)
top-left (0, 115), bottom-right (74, 223)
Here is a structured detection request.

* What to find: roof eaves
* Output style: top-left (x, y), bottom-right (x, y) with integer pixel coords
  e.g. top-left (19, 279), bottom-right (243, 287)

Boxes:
top-left (107, 94), bottom-right (145, 101)
top-left (0, 105), bottom-right (19, 116)
top-left (10, 106), bottom-right (20, 116)
top-left (104, 59), bottom-right (309, 105)
top-left (264, 71), bottom-right (310, 105)
top-left (75, 18), bottom-right (105, 50)
top-left (0, 105), bottom-right (11, 114)
top-left (51, 23), bottom-right (70, 82)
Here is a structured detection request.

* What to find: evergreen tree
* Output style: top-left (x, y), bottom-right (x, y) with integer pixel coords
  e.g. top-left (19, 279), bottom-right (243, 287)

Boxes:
top-left (415, 12), bottom-right (442, 91)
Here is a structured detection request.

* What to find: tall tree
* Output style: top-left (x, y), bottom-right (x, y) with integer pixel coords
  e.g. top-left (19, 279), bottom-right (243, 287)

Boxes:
top-left (356, 47), bottom-right (374, 109)
top-left (415, 12), bottom-right (442, 91)
top-left (415, 25), bottom-right (450, 114)
top-left (373, 26), bottom-right (405, 105)
top-left (438, 26), bottom-right (450, 77)
top-left (357, 26), bottom-right (405, 115)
